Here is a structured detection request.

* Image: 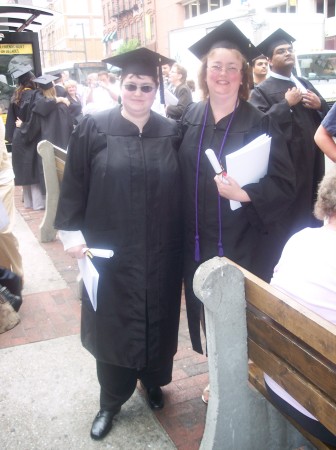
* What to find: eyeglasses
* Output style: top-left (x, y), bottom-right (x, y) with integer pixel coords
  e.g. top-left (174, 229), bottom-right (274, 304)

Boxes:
top-left (207, 64), bottom-right (242, 75)
top-left (274, 47), bottom-right (294, 55)
top-left (123, 83), bottom-right (155, 93)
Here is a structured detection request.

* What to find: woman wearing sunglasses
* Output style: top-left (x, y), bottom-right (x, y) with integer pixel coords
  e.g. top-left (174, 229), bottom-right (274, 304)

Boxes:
top-left (54, 48), bottom-right (183, 441)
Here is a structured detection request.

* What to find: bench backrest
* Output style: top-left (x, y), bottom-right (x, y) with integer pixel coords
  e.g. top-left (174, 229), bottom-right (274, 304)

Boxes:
top-left (243, 268), bottom-right (336, 439)
top-left (193, 256), bottom-right (336, 450)
top-left (54, 145), bottom-right (66, 183)
top-left (37, 140), bottom-right (67, 243)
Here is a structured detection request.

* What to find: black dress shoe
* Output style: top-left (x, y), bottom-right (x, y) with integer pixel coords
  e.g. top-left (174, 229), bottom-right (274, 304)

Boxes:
top-left (0, 286), bottom-right (22, 312)
top-left (145, 386), bottom-right (164, 410)
top-left (90, 410), bottom-right (115, 440)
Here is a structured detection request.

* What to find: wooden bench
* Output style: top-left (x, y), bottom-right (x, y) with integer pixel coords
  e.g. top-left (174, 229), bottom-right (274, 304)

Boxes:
top-left (193, 257), bottom-right (336, 450)
top-left (37, 140), bottom-right (66, 243)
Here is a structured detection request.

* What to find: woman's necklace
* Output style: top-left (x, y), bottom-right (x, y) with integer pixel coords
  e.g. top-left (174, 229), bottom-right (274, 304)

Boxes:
top-left (194, 97), bottom-right (239, 262)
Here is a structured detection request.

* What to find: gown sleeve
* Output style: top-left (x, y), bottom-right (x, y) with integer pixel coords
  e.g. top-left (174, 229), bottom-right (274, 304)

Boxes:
top-left (242, 114), bottom-right (296, 226)
top-left (54, 114), bottom-right (102, 231)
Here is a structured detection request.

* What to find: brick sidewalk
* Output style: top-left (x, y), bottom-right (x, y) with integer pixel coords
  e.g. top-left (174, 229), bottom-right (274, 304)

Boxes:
top-left (0, 187), bottom-right (208, 449)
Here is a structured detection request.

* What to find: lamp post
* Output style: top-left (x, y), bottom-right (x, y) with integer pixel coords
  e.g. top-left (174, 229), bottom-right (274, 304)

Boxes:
top-left (77, 23), bottom-right (87, 62)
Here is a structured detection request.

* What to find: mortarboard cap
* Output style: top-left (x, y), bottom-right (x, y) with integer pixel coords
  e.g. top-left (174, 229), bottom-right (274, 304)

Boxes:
top-left (34, 74), bottom-right (57, 90)
top-left (103, 48), bottom-right (175, 104)
top-left (50, 72), bottom-right (62, 80)
top-left (11, 64), bottom-right (35, 84)
top-left (103, 48), bottom-right (174, 78)
top-left (256, 28), bottom-right (295, 59)
top-left (188, 19), bottom-right (259, 63)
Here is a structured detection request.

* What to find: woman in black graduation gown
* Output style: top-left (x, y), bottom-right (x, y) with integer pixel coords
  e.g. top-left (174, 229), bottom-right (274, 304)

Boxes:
top-left (19, 74), bottom-right (74, 151)
top-left (179, 20), bottom-right (296, 358)
top-left (5, 66), bottom-right (45, 210)
top-left (54, 49), bottom-right (183, 441)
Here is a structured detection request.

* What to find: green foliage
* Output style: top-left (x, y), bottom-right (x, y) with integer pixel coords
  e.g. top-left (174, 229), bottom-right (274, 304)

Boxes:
top-left (117, 39), bottom-right (140, 55)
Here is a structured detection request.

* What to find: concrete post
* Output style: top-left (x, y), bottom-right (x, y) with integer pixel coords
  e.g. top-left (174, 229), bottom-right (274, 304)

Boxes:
top-left (37, 140), bottom-right (59, 243)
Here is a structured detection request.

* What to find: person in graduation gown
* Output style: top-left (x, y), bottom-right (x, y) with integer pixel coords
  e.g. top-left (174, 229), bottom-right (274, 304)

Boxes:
top-left (18, 74), bottom-right (74, 151)
top-left (179, 20), bottom-right (296, 358)
top-left (5, 65), bottom-right (45, 210)
top-left (249, 29), bottom-right (329, 238)
top-left (54, 48), bottom-right (183, 441)
top-left (64, 79), bottom-right (83, 126)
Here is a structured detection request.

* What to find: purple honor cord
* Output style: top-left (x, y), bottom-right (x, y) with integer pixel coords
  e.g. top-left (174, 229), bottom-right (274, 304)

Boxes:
top-left (194, 97), bottom-right (239, 262)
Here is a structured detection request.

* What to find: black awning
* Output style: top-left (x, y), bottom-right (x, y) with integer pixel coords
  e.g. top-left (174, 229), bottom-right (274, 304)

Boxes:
top-left (0, 4), bottom-right (56, 32)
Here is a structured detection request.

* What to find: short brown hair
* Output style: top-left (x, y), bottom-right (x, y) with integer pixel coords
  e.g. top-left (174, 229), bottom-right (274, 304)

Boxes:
top-left (172, 63), bottom-right (187, 84)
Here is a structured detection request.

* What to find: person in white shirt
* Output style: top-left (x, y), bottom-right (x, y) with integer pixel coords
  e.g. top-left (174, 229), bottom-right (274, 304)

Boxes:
top-left (264, 166), bottom-right (336, 446)
top-left (82, 72), bottom-right (116, 115)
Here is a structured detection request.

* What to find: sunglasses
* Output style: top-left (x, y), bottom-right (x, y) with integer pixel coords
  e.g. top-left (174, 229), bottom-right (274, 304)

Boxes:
top-left (123, 83), bottom-right (155, 93)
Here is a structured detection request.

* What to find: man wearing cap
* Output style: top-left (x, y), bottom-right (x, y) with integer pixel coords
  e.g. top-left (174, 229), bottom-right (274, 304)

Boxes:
top-left (52, 72), bottom-right (67, 97)
top-left (250, 29), bottom-right (329, 238)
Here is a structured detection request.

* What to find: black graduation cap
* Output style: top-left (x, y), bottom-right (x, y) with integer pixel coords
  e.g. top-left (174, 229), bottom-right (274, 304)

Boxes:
top-left (103, 48), bottom-right (175, 104)
top-left (51, 72), bottom-right (63, 80)
top-left (188, 19), bottom-right (260, 63)
top-left (11, 64), bottom-right (35, 84)
top-left (256, 28), bottom-right (295, 59)
top-left (34, 74), bottom-right (57, 90)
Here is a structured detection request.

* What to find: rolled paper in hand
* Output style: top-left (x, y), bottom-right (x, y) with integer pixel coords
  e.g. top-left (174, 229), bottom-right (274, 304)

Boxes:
top-left (205, 149), bottom-right (223, 175)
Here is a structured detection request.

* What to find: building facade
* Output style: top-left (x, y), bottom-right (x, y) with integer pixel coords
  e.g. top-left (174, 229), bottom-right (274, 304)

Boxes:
top-left (39, 0), bottom-right (104, 70)
top-left (101, 0), bottom-right (184, 59)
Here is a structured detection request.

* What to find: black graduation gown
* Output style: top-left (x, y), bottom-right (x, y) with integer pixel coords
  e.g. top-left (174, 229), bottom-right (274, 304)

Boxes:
top-left (179, 100), bottom-right (296, 353)
top-left (54, 107), bottom-right (183, 371)
top-left (67, 94), bottom-right (83, 126)
top-left (20, 96), bottom-right (74, 150)
top-left (5, 89), bottom-right (41, 186)
top-left (249, 76), bottom-right (328, 235)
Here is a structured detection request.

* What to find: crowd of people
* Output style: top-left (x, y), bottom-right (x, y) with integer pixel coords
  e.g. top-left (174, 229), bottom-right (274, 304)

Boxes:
top-left (0, 18), bottom-right (335, 445)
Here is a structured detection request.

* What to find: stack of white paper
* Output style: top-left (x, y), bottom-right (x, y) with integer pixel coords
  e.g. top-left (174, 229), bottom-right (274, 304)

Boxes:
top-left (225, 134), bottom-right (271, 211)
top-left (77, 248), bottom-right (114, 311)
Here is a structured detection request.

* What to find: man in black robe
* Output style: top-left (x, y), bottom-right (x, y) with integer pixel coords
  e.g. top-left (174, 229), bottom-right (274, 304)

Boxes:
top-left (250, 29), bottom-right (329, 240)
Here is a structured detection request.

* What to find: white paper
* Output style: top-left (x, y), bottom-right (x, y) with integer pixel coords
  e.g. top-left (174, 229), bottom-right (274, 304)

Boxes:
top-left (78, 247), bottom-right (114, 310)
top-left (164, 88), bottom-right (178, 106)
top-left (205, 149), bottom-right (223, 174)
top-left (85, 248), bottom-right (114, 258)
top-left (225, 134), bottom-right (271, 210)
top-left (78, 256), bottom-right (99, 311)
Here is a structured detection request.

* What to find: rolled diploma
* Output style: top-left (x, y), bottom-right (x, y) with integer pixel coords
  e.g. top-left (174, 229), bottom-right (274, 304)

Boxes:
top-left (205, 148), bottom-right (223, 174)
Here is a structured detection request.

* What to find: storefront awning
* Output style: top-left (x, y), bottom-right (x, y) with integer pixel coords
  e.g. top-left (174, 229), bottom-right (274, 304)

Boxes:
top-left (102, 31), bottom-right (117, 43)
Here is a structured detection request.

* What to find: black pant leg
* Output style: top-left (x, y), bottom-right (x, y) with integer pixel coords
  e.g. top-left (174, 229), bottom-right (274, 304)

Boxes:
top-left (139, 358), bottom-right (174, 388)
top-left (96, 361), bottom-right (138, 413)
top-left (265, 382), bottom-right (336, 446)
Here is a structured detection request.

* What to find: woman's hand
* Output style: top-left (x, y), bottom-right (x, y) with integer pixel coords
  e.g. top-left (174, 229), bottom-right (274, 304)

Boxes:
top-left (214, 174), bottom-right (251, 203)
top-left (66, 244), bottom-right (87, 259)
top-left (56, 97), bottom-right (70, 107)
top-left (15, 117), bottom-right (22, 128)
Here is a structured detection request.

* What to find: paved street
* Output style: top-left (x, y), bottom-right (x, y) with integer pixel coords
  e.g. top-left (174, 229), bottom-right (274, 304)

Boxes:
top-left (0, 187), bottom-right (208, 450)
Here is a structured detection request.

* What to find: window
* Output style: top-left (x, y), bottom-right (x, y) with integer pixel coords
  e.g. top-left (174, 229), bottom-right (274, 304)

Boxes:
top-left (199, 0), bottom-right (208, 14)
top-left (184, 0), bottom-right (231, 18)
top-left (327, 0), bottom-right (336, 17)
top-left (316, 0), bottom-right (324, 13)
